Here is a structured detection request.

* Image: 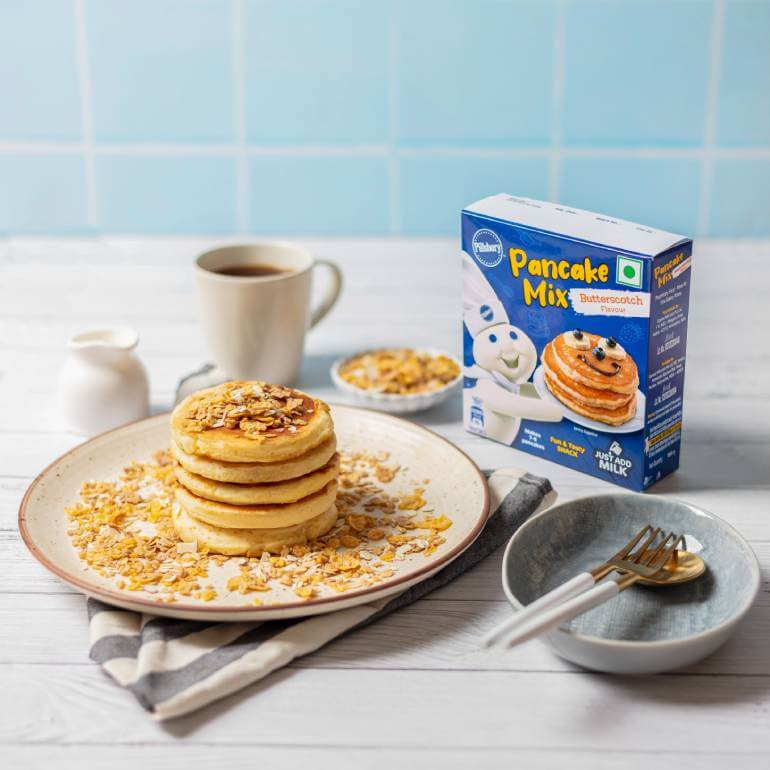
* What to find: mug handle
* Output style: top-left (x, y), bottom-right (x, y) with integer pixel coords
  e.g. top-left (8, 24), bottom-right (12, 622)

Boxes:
top-left (310, 259), bottom-right (343, 328)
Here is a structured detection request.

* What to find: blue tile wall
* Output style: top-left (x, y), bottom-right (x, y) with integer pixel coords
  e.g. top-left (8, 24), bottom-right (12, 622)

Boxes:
top-left (87, 0), bottom-right (234, 142)
top-left (399, 155), bottom-right (549, 235)
top-left (244, 1), bottom-right (388, 144)
top-left (717, 0), bottom-right (770, 146)
top-left (0, 1), bottom-right (81, 141)
top-left (560, 157), bottom-right (702, 236)
top-left (96, 155), bottom-right (237, 233)
top-left (396, 0), bottom-right (555, 146)
top-left (1, 0), bottom-right (770, 237)
top-left (247, 154), bottom-right (389, 234)
top-left (709, 159), bottom-right (770, 236)
top-left (1, 154), bottom-right (89, 234)
top-left (563, 0), bottom-right (711, 147)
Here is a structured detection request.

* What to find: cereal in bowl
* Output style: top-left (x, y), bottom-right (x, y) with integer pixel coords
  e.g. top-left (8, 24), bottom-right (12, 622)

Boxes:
top-left (338, 348), bottom-right (460, 395)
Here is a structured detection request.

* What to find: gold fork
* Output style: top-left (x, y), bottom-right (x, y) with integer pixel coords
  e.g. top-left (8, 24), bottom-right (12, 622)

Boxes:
top-left (496, 530), bottom-right (684, 649)
top-left (606, 529), bottom-right (683, 581)
top-left (483, 525), bottom-right (676, 648)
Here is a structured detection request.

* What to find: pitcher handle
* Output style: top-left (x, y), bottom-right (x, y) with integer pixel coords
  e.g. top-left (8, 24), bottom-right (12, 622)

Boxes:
top-left (310, 259), bottom-right (343, 328)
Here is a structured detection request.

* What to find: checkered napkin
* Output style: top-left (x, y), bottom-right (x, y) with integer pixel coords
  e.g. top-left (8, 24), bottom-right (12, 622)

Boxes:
top-left (87, 468), bottom-right (553, 721)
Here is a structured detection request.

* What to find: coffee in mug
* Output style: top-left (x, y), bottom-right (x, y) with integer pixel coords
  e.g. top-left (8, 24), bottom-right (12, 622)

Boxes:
top-left (196, 243), bottom-right (342, 383)
top-left (214, 263), bottom-right (290, 278)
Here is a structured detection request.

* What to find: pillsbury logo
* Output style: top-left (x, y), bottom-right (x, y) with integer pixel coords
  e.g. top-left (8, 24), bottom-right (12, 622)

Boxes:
top-left (472, 229), bottom-right (503, 267)
top-left (479, 304), bottom-right (494, 322)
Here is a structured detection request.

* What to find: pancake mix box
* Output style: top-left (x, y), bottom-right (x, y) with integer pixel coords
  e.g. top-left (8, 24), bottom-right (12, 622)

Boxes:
top-left (462, 194), bottom-right (693, 491)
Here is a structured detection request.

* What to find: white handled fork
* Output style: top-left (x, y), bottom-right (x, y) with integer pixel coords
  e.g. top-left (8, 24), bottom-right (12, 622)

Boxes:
top-left (484, 526), bottom-right (682, 648)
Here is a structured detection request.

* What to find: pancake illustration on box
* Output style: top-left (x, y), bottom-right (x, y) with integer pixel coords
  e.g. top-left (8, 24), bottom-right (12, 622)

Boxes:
top-left (541, 330), bottom-right (638, 426)
top-left (462, 253), bottom-right (563, 445)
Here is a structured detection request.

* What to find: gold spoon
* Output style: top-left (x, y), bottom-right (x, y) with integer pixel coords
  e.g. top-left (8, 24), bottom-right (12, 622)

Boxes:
top-left (635, 547), bottom-right (706, 585)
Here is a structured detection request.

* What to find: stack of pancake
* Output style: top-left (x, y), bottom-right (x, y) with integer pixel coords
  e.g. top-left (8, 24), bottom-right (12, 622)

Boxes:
top-left (170, 381), bottom-right (339, 556)
top-left (542, 330), bottom-right (638, 426)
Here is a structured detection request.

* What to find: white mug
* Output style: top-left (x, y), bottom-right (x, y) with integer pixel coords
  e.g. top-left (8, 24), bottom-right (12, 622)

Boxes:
top-left (195, 242), bottom-right (342, 383)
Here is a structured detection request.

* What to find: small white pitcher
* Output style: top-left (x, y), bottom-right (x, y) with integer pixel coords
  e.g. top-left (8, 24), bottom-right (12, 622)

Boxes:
top-left (58, 328), bottom-right (150, 436)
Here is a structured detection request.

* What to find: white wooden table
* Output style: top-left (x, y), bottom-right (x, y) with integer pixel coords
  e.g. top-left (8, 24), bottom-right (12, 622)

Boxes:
top-left (1, 237), bottom-right (769, 768)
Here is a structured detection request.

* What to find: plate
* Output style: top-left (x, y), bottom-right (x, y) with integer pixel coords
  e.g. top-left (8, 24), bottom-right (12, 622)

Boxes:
top-left (502, 493), bottom-right (760, 673)
top-left (532, 365), bottom-right (645, 434)
top-left (19, 405), bottom-right (489, 621)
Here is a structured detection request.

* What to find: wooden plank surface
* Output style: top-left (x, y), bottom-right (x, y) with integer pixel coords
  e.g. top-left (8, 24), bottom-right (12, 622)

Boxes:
top-left (1, 237), bottom-right (769, 766)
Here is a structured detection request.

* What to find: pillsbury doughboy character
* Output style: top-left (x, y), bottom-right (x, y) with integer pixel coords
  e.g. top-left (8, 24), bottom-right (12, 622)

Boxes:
top-left (463, 253), bottom-right (562, 445)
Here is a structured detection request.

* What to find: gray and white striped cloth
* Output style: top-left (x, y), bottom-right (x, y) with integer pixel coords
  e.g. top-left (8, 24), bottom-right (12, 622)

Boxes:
top-left (88, 468), bottom-right (554, 720)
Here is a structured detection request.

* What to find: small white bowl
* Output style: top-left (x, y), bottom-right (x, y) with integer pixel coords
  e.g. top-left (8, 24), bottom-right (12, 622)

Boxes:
top-left (330, 348), bottom-right (462, 415)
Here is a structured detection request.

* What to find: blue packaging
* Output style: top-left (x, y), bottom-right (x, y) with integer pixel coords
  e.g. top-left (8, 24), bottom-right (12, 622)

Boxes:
top-left (462, 194), bottom-right (693, 491)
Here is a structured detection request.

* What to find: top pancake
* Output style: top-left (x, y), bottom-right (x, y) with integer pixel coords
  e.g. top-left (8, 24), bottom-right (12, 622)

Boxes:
top-left (548, 333), bottom-right (638, 395)
top-left (171, 381), bottom-right (334, 463)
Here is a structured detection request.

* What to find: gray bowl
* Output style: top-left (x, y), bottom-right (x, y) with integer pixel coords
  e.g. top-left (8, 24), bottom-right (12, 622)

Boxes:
top-left (502, 494), bottom-right (760, 673)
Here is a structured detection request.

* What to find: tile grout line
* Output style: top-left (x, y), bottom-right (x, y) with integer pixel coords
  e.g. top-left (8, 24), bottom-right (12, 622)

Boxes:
top-left (0, 143), bottom-right (390, 157)
top-left (547, 0), bottom-right (567, 202)
top-left (73, 0), bottom-right (97, 229)
top-left (386, 3), bottom-right (400, 235)
top-left (697, 0), bottom-right (726, 236)
top-left (232, 0), bottom-right (248, 234)
top-left (6, 142), bottom-right (770, 159)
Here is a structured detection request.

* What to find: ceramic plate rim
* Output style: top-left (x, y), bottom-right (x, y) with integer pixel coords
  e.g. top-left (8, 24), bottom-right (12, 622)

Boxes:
top-left (532, 365), bottom-right (645, 434)
top-left (19, 405), bottom-right (490, 618)
top-left (501, 492), bottom-right (761, 649)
